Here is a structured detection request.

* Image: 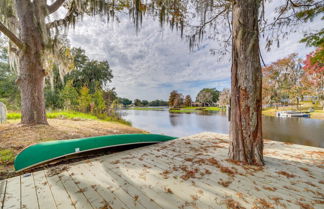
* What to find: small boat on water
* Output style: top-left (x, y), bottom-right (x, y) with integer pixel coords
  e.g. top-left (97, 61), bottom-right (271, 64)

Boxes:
top-left (276, 111), bottom-right (310, 118)
top-left (14, 134), bottom-right (176, 172)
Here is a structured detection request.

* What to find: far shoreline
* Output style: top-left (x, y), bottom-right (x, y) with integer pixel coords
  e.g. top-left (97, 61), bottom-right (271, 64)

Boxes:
top-left (127, 106), bottom-right (324, 120)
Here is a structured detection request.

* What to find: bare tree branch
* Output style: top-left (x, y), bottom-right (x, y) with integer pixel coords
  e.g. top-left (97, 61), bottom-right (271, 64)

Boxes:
top-left (259, 47), bottom-right (266, 67)
top-left (196, 8), bottom-right (227, 35)
top-left (47, 0), bottom-right (65, 14)
top-left (289, 0), bottom-right (316, 7)
top-left (0, 21), bottom-right (23, 49)
top-left (272, 0), bottom-right (290, 27)
top-left (46, 8), bottom-right (75, 29)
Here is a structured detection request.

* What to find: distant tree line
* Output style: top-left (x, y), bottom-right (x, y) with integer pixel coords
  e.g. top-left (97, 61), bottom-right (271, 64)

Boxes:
top-left (132, 99), bottom-right (168, 107)
top-left (166, 48), bottom-right (323, 111)
top-left (118, 98), bottom-right (132, 106)
top-left (168, 88), bottom-right (226, 108)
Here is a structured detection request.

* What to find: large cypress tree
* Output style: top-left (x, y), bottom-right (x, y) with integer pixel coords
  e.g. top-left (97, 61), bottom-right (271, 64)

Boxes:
top-left (148, 0), bottom-right (322, 165)
top-left (0, 0), bottom-right (144, 125)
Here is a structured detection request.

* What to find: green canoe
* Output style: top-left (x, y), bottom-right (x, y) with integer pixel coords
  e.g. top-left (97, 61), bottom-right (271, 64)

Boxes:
top-left (14, 134), bottom-right (176, 172)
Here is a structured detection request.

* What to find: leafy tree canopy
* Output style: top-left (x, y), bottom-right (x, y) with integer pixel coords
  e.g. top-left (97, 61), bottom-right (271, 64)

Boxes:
top-left (134, 99), bottom-right (142, 106)
top-left (118, 97), bottom-right (132, 106)
top-left (149, 100), bottom-right (168, 106)
top-left (262, 53), bottom-right (307, 106)
top-left (65, 48), bottom-right (113, 93)
top-left (184, 95), bottom-right (192, 107)
top-left (141, 100), bottom-right (149, 106)
top-left (303, 48), bottom-right (324, 101)
top-left (196, 88), bottom-right (220, 105)
top-left (300, 29), bottom-right (324, 47)
top-left (168, 90), bottom-right (183, 108)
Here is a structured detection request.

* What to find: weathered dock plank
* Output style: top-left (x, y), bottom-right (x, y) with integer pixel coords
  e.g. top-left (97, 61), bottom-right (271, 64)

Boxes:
top-left (0, 180), bottom-right (7, 208)
top-left (59, 170), bottom-right (93, 209)
top-left (45, 170), bottom-right (75, 209)
top-left (88, 161), bottom-right (164, 209)
top-left (33, 171), bottom-right (56, 209)
top-left (66, 163), bottom-right (129, 209)
top-left (101, 153), bottom-right (221, 209)
top-left (77, 162), bottom-right (145, 209)
top-left (21, 173), bottom-right (39, 209)
top-left (3, 132), bottom-right (324, 209)
top-left (2, 176), bottom-right (20, 209)
top-left (65, 164), bottom-right (111, 209)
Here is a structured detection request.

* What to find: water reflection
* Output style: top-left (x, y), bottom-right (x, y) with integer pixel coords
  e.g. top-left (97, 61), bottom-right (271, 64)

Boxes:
top-left (121, 109), bottom-right (324, 148)
top-left (263, 116), bottom-right (324, 147)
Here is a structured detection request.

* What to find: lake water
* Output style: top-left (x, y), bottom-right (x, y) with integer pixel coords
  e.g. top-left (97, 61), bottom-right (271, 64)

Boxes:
top-left (121, 109), bottom-right (324, 148)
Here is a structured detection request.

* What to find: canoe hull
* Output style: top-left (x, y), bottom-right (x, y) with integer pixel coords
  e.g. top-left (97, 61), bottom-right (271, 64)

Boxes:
top-left (14, 134), bottom-right (176, 172)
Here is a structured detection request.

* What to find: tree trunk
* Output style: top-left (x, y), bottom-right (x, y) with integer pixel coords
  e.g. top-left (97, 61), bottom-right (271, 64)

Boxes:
top-left (16, 0), bottom-right (48, 125)
top-left (18, 54), bottom-right (47, 125)
top-left (229, 0), bottom-right (264, 165)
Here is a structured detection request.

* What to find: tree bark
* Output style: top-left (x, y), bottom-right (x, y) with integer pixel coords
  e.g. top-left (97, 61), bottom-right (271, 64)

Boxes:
top-left (16, 0), bottom-right (48, 125)
top-left (229, 0), bottom-right (264, 165)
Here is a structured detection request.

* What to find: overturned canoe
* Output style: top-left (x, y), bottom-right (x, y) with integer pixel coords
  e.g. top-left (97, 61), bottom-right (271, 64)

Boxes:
top-left (14, 134), bottom-right (176, 172)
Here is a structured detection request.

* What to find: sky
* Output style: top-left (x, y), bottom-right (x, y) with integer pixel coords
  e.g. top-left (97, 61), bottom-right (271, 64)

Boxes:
top-left (66, 3), bottom-right (322, 101)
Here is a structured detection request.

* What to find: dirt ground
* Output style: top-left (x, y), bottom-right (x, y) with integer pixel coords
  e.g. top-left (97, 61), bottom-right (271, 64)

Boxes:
top-left (0, 119), bottom-right (145, 177)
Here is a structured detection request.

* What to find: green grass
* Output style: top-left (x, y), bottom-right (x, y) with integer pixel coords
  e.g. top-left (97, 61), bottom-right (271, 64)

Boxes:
top-left (7, 111), bottom-right (98, 120)
top-left (7, 111), bottom-right (131, 125)
top-left (204, 107), bottom-right (221, 111)
top-left (129, 107), bottom-right (165, 111)
top-left (169, 109), bottom-right (199, 113)
top-left (6, 112), bottom-right (21, 119)
top-left (181, 107), bottom-right (199, 110)
top-left (0, 149), bottom-right (15, 166)
top-left (47, 111), bottom-right (98, 120)
top-left (169, 106), bottom-right (221, 113)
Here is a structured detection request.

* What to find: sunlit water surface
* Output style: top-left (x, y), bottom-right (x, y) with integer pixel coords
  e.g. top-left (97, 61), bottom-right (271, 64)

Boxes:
top-left (121, 108), bottom-right (324, 148)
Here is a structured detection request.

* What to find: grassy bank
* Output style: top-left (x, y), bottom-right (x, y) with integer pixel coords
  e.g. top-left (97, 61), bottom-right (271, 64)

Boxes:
top-left (262, 102), bottom-right (324, 119)
top-left (310, 109), bottom-right (324, 119)
top-left (7, 111), bottom-right (131, 125)
top-left (129, 107), bottom-right (165, 111)
top-left (0, 111), bottom-right (145, 179)
top-left (169, 106), bottom-right (221, 113)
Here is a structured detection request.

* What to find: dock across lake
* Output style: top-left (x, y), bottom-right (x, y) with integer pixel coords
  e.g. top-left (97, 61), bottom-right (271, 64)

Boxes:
top-left (1, 133), bottom-right (323, 209)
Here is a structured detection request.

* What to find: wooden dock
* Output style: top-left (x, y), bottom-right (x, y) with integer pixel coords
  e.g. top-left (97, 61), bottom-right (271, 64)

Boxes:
top-left (1, 133), bottom-right (323, 209)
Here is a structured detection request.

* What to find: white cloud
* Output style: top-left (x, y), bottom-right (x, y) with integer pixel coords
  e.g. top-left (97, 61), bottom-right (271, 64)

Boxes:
top-left (67, 2), bottom-right (321, 100)
top-left (69, 15), bottom-right (230, 100)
